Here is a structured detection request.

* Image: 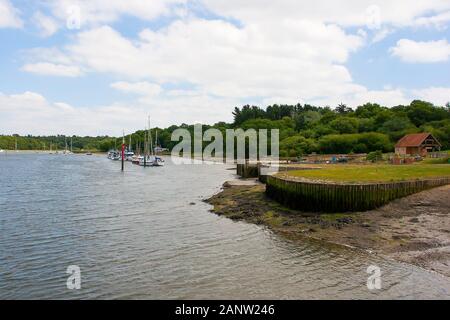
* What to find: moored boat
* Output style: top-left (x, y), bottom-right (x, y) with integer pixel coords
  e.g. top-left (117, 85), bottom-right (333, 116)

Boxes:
top-left (124, 150), bottom-right (134, 161)
top-left (131, 155), bottom-right (142, 165)
top-left (152, 156), bottom-right (165, 167)
top-left (138, 155), bottom-right (165, 167)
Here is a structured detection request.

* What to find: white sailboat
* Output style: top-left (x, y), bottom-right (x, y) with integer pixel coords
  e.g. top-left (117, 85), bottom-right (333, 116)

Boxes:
top-left (63, 136), bottom-right (73, 155)
top-left (138, 117), bottom-right (165, 167)
top-left (124, 135), bottom-right (134, 161)
top-left (69, 137), bottom-right (74, 154)
top-left (138, 123), bottom-right (150, 167)
top-left (152, 156), bottom-right (165, 166)
top-left (152, 128), bottom-right (165, 166)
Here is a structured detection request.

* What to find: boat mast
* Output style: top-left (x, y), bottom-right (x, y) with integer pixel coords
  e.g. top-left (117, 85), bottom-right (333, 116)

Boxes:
top-left (143, 126), bottom-right (147, 166)
top-left (15, 137), bottom-right (17, 152)
top-left (70, 137), bottom-right (73, 153)
top-left (148, 116), bottom-right (154, 156)
top-left (121, 130), bottom-right (125, 171)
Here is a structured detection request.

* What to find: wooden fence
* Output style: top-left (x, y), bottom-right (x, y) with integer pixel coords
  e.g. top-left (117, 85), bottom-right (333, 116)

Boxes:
top-left (266, 175), bottom-right (450, 212)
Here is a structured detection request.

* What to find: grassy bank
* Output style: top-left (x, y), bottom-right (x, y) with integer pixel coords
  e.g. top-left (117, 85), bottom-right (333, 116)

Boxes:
top-left (282, 164), bottom-right (450, 183)
top-left (266, 164), bottom-right (450, 212)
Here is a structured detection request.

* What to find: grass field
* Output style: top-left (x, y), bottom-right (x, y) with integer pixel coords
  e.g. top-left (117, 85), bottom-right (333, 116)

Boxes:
top-left (283, 164), bottom-right (450, 183)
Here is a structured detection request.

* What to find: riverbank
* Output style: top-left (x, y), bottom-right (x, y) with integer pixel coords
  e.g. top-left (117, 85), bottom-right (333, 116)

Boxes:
top-left (205, 180), bottom-right (450, 278)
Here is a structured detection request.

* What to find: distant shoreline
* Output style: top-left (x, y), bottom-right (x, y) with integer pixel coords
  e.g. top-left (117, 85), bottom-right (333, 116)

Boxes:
top-left (0, 150), bottom-right (105, 154)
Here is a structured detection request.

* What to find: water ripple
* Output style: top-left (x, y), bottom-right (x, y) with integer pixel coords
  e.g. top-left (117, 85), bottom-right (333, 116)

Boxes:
top-left (1, 153), bottom-right (449, 299)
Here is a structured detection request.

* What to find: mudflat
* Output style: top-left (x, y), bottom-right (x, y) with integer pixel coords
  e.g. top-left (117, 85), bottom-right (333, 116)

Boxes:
top-left (206, 181), bottom-right (450, 278)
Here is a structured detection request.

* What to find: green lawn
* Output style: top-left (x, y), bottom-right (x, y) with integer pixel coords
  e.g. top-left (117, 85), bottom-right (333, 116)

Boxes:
top-left (283, 164), bottom-right (450, 183)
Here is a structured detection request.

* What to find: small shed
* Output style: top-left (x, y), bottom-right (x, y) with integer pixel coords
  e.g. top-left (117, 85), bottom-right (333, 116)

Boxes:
top-left (395, 133), bottom-right (441, 156)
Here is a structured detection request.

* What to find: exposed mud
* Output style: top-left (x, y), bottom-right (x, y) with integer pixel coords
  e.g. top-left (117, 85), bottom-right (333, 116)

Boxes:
top-left (205, 181), bottom-right (450, 278)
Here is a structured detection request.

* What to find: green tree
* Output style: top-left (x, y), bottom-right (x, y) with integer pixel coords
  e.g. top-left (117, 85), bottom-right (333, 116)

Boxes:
top-left (406, 100), bottom-right (449, 126)
top-left (335, 103), bottom-right (352, 114)
top-left (280, 135), bottom-right (317, 157)
top-left (329, 117), bottom-right (359, 134)
top-left (355, 103), bottom-right (384, 118)
top-left (366, 150), bottom-right (383, 162)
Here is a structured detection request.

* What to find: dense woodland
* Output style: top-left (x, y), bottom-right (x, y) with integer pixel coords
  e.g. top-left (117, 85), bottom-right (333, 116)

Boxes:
top-left (1, 100), bottom-right (449, 156)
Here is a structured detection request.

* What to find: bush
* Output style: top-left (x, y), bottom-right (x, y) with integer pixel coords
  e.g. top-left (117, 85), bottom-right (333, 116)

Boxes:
top-left (280, 135), bottom-right (317, 157)
top-left (318, 133), bottom-right (392, 154)
top-left (366, 150), bottom-right (383, 162)
top-left (329, 117), bottom-right (359, 134)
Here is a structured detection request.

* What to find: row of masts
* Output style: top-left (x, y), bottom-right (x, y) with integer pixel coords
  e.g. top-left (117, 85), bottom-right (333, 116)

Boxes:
top-left (9, 136), bottom-right (72, 152)
top-left (9, 129), bottom-right (160, 154)
top-left (122, 119), bottom-right (160, 156)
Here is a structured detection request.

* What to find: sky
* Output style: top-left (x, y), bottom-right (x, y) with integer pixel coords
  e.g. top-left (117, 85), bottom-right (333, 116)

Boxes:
top-left (0, 0), bottom-right (449, 136)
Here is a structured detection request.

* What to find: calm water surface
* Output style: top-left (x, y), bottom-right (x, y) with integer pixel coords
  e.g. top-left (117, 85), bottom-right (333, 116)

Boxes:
top-left (1, 153), bottom-right (449, 299)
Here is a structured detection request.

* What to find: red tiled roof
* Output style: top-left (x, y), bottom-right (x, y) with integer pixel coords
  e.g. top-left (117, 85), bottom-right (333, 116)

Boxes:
top-left (395, 133), bottom-right (433, 148)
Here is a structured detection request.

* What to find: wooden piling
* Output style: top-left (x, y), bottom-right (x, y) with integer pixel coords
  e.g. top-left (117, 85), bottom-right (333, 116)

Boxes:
top-left (266, 176), bottom-right (450, 212)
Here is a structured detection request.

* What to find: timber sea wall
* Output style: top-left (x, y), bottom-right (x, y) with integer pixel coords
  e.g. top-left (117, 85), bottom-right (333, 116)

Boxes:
top-left (265, 175), bottom-right (450, 212)
top-left (236, 163), bottom-right (259, 178)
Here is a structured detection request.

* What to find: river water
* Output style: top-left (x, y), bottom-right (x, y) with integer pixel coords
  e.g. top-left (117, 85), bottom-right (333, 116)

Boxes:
top-left (0, 153), bottom-right (449, 299)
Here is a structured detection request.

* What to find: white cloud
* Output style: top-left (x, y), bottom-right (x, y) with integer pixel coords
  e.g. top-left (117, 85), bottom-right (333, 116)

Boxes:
top-left (32, 11), bottom-right (59, 37)
top-left (21, 63), bottom-right (83, 77)
top-left (46, 0), bottom-right (186, 27)
top-left (2, 85), bottom-right (447, 137)
top-left (5, 1), bottom-right (450, 135)
top-left (24, 47), bottom-right (75, 65)
top-left (0, 90), bottom-right (236, 136)
top-left (0, 0), bottom-right (22, 28)
top-left (390, 39), bottom-right (450, 63)
top-left (312, 87), bottom-right (410, 108)
top-left (29, 20), bottom-right (364, 103)
top-left (372, 28), bottom-right (393, 43)
top-left (201, 0), bottom-right (450, 28)
top-left (28, 0), bottom-right (450, 32)
top-left (412, 87), bottom-right (450, 106)
top-left (111, 81), bottom-right (162, 96)
top-left (414, 11), bottom-right (450, 30)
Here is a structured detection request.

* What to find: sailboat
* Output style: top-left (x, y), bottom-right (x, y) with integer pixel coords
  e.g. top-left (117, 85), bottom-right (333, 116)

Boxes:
top-left (63, 136), bottom-right (73, 155)
top-left (139, 118), bottom-right (165, 167)
top-left (139, 123), bottom-right (150, 167)
top-left (151, 128), bottom-right (165, 167)
top-left (124, 134), bottom-right (134, 161)
top-left (69, 137), bottom-right (74, 154)
top-left (131, 140), bottom-right (142, 164)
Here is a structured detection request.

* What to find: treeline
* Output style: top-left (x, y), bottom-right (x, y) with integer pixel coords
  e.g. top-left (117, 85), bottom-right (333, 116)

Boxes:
top-left (232, 100), bottom-right (450, 156)
top-left (1, 100), bottom-right (449, 156)
top-left (0, 135), bottom-right (116, 152)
